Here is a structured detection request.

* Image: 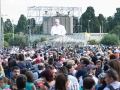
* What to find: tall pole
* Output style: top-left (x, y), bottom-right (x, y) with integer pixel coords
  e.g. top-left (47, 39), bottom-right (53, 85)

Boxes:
top-left (0, 0), bottom-right (2, 49)
top-left (102, 21), bottom-right (103, 34)
top-left (12, 19), bottom-right (14, 48)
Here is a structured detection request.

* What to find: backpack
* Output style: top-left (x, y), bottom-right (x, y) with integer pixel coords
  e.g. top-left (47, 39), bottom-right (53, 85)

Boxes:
top-left (108, 85), bottom-right (120, 90)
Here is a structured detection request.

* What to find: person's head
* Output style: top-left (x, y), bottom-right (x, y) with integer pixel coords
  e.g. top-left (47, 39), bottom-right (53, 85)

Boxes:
top-left (105, 69), bottom-right (119, 85)
top-left (66, 64), bottom-right (74, 74)
top-left (48, 58), bottom-right (54, 65)
top-left (96, 60), bottom-right (102, 69)
top-left (108, 60), bottom-right (120, 81)
top-left (25, 71), bottom-right (34, 82)
top-left (57, 66), bottom-right (68, 75)
top-left (86, 64), bottom-right (97, 74)
top-left (55, 73), bottom-right (68, 90)
top-left (16, 74), bottom-right (27, 89)
top-left (40, 69), bottom-right (54, 82)
top-left (83, 77), bottom-right (95, 90)
top-left (12, 66), bottom-right (20, 78)
top-left (46, 65), bottom-right (56, 78)
top-left (54, 19), bottom-right (60, 26)
top-left (80, 58), bottom-right (89, 68)
top-left (18, 54), bottom-right (24, 61)
top-left (98, 73), bottom-right (106, 87)
top-left (110, 54), bottom-right (116, 60)
top-left (0, 77), bottom-right (11, 87)
top-left (38, 63), bottom-right (45, 70)
top-left (8, 60), bottom-right (16, 68)
top-left (21, 68), bottom-right (30, 75)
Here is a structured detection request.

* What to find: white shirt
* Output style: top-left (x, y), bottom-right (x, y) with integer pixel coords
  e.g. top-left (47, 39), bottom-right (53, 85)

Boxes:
top-left (51, 25), bottom-right (66, 35)
top-left (103, 81), bottom-right (120, 90)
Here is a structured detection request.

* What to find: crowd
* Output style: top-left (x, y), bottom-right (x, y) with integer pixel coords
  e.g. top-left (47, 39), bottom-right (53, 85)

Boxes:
top-left (0, 45), bottom-right (120, 90)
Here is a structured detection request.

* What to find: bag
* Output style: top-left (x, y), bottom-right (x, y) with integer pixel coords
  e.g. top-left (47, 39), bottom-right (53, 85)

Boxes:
top-left (108, 85), bottom-right (120, 90)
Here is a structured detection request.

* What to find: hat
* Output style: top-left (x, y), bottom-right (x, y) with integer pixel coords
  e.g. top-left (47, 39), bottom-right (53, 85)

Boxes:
top-left (35, 58), bottom-right (41, 63)
top-left (38, 63), bottom-right (44, 66)
top-left (86, 64), bottom-right (97, 71)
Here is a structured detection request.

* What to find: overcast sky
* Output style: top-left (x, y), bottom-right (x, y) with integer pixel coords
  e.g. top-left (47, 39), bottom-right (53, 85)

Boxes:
top-left (1, 0), bottom-right (120, 24)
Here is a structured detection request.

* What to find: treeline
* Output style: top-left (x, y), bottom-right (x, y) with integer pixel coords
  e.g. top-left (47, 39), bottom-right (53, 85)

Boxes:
top-left (1, 6), bottom-right (120, 35)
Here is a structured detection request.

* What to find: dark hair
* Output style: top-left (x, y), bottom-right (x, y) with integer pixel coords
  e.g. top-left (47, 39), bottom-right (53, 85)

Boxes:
top-left (16, 74), bottom-right (27, 89)
top-left (105, 69), bottom-right (119, 81)
top-left (48, 58), bottom-right (54, 65)
top-left (108, 60), bottom-right (120, 81)
top-left (21, 68), bottom-right (29, 75)
top-left (66, 64), bottom-right (72, 72)
top-left (110, 54), bottom-right (116, 60)
top-left (80, 58), bottom-right (89, 66)
top-left (58, 66), bottom-right (68, 75)
top-left (83, 77), bottom-right (95, 89)
top-left (55, 73), bottom-right (68, 90)
top-left (8, 60), bottom-right (17, 68)
top-left (82, 74), bottom-right (92, 79)
top-left (12, 66), bottom-right (20, 72)
top-left (25, 71), bottom-right (34, 82)
top-left (40, 69), bottom-right (54, 82)
top-left (46, 65), bottom-right (55, 70)
top-left (18, 54), bottom-right (24, 61)
top-left (0, 77), bottom-right (11, 85)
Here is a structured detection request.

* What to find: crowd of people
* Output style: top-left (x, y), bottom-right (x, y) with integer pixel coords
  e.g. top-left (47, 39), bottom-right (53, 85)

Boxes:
top-left (0, 45), bottom-right (120, 90)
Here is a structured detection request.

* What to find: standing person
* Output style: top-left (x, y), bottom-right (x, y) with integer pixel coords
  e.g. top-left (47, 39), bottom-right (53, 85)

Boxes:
top-left (25, 71), bottom-right (36, 90)
top-left (50, 19), bottom-right (66, 36)
top-left (16, 74), bottom-right (27, 90)
top-left (0, 77), bottom-right (11, 90)
top-left (10, 66), bottom-right (20, 87)
top-left (104, 69), bottom-right (120, 90)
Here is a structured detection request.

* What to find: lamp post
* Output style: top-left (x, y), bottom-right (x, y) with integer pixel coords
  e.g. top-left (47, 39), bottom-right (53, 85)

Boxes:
top-left (88, 20), bottom-right (90, 33)
top-left (102, 21), bottom-right (103, 34)
top-left (12, 19), bottom-right (14, 49)
top-left (88, 20), bottom-right (90, 40)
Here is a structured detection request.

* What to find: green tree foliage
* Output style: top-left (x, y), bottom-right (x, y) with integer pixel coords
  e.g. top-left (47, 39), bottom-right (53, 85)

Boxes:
top-left (88, 39), bottom-right (99, 45)
top-left (113, 8), bottom-right (120, 27)
top-left (107, 16), bottom-right (114, 32)
top-left (110, 25), bottom-right (120, 39)
top-left (97, 14), bottom-right (108, 33)
top-left (8, 34), bottom-right (26, 47)
top-left (100, 34), bottom-right (119, 45)
top-left (4, 41), bottom-right (9, 47)
top-left (15, 14), bottom-right (27, 34)
top-left (4, 19), bottom-right (13, 34)
top-left (40, 37), bottom-right (46, 42)
top-left (82, 6), bottom-right (100, 33)
top-left (4, 33), bottom-right (13, 42)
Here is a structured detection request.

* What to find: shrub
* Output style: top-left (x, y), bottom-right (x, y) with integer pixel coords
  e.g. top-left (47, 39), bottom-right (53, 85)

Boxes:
top-left (100, 34), bottom-right (119, 45)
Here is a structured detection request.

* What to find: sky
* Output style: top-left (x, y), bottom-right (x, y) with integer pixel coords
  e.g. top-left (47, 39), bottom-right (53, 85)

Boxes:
top-left (1, 0), bottom-right (120, 24)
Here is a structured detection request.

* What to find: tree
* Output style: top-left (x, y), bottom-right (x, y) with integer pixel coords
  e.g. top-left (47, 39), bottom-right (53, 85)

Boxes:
top-left (8, 34), bottom-right (26, 47)
top-left (113, 8), bottom-right (120, 27)
top-left (15, 14), bottom-right (27, 34)
top-left (81, 6), bottom-right (100, 33)
top-left (4, 19), bottom-right (13, 34)
top-left (4, 33), bottom-right (13, 42)
top-left (100, 34), bottom-right (119, 45)
top-left (97, 14), bottom-right (108, 33)
top-left (110, 25), bottom-right (120, 39)
top-left (107, 16), bottom-right (114, 32)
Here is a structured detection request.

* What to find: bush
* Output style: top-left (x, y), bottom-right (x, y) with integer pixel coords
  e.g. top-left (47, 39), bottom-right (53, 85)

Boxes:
top-left (4, 41), bottom-right (9, 47)
top-left (87, 39), bottom-right (100, 45)
top-left (4, 33), bottom-right (13, 42)
top-left (100, 34), bottom-right (119, 45)
top-left (40, 37), bottom-right (46, 42)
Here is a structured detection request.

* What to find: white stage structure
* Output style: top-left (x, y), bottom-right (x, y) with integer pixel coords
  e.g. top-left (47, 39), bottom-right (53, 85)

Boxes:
top-left (27, 6), bottom-right (83, 47)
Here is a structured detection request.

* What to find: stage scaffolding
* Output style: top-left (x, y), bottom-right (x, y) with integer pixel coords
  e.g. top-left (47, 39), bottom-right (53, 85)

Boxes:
top-left (27, 6), bottom-right (83, 47)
